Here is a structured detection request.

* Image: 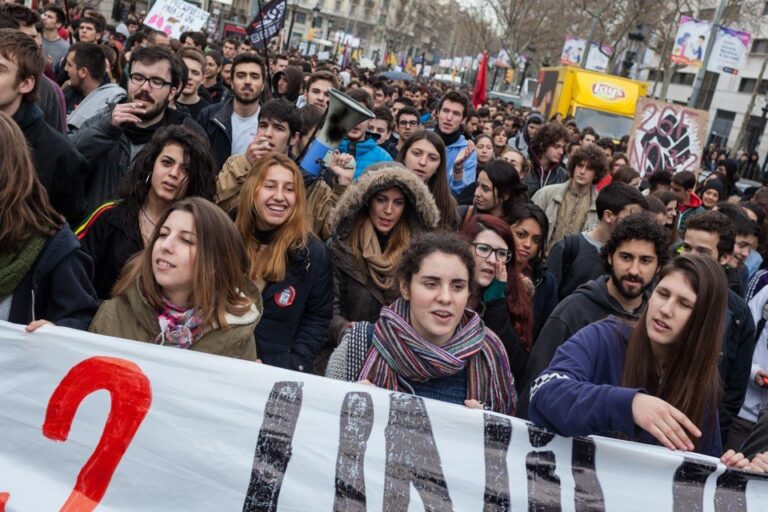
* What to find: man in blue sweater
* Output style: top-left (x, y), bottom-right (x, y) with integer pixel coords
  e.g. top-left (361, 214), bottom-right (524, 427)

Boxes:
top-left (518, 213), bottom-right (669, 418)
top-left (433, 91), bottom-right (477, 196)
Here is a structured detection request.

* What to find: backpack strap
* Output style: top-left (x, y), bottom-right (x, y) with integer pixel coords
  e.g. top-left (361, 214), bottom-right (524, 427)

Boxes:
top-left (560, 233), bottom-right (581, 283)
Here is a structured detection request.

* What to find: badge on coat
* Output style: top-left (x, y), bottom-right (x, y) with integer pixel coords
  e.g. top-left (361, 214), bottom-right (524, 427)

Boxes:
top-left (274, 286), bottom-right (296, 307)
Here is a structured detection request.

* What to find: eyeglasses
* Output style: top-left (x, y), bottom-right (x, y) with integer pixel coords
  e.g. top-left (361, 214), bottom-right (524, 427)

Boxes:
top-left (398, 120), bottom-right (419, 127)
top-left (128, 73), bottom-right (173, 89)
top-left (472, 243), bottom-right (512, 263)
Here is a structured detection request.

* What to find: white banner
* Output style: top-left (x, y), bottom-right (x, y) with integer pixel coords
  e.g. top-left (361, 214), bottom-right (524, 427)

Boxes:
top-left (0, 321), bottom-right (767, 510)
top-left (144, 0), bottom-right (210, 39)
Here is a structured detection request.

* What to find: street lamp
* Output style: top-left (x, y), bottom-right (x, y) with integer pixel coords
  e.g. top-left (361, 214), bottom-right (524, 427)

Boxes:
top-left (517, 45), bottom-right (535, 94)
top-left (622, 25), bottom-right (645, 78)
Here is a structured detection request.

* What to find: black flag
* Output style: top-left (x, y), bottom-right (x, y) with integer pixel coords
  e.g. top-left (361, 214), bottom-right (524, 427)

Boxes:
top-left (246, 0), bottom-right (288, 45)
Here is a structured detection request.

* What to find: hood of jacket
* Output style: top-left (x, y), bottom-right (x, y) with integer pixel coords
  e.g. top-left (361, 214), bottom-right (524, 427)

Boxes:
top-left (521, 112), bottom-right (544, 144)
top-left (328, 164), bottom-right (441, 240)
top-left (272, 66), bottom-right (304, 102)
top-left (13, 100), bottom-right (43, 133)
top-left (566, 275), bottom-right (646, 320)
top-left (32, 224), bottom-right (81, 288)
top-left (67, 83), bottom-right (127, 131)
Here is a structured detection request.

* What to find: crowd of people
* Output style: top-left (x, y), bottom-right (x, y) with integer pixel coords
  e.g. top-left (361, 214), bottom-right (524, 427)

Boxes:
top-left (3, 0), bottom-right (768, 474)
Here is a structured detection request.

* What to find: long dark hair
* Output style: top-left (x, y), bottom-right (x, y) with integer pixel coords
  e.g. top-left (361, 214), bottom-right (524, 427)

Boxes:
top-left (479, 159), bottom-right (526, 220)
top-left (506, 203), bottom-right (548, 271)
top-left (116, 125), bottom-right (216, 234)
top-left (397, 130), bottom-right (457, 230)
top-left (461, 214), bottom-right (534, 347)
top-left (622, 254), bottom-right (727, 449)
top-left (396, 231), bottom-right (476, 297)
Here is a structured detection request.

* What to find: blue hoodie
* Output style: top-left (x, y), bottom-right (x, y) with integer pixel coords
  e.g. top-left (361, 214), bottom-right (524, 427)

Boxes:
top-left (339, 136), bottom-right (393, 181)
top-left (528, 316), bottom-right (722, 456)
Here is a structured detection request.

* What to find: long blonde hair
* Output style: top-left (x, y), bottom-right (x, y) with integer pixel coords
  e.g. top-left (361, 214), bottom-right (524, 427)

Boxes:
top-left (0, 111), bottom-right (63, 250)
top-left (113, 198), bottom-right (255, 328)
top-left (235, 153), bottom-right (310, 283)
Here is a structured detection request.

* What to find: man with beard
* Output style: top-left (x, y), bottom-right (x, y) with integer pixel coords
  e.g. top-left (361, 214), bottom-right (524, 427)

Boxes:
top-left (517, 213), bottom-right (668, 418)
top-left (198, 52), bottom-right (264, 172)
top-left (70, 45), bottom-right (206, 213)
top-left (64, 42), bottom-right (126, 132)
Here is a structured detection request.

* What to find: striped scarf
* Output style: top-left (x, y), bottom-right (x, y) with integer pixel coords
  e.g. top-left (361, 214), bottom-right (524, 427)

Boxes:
top-left (358, 298), bottom-right (516, 415)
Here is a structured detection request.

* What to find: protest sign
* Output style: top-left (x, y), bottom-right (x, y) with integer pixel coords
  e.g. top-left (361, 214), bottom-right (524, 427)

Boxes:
top-left (0, 321), bottom-right (766, 510)
top-left (628, 97), bottom-right (709, 176)
top-left (143, 0), bottom-right (209, 40)
top-left (708, 25), bottom-right (752, 75)
top-left (671, 16), bottom-right (710, 67)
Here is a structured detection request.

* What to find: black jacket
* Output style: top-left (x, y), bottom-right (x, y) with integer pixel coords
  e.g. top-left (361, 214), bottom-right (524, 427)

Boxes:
top-left (9, 225), bottom-right (99, 330)
top-left (76, 202), bottom-right (143, 300)
top-left (69, 104), bottom-right (207, 213)
top-left (547, 233), bottom-right (605, 300)
top-left (481, 298), bottom-right (527, 393)
top-left (255, 236), bottom-right (333, 372)
top-left (198, 96), bottom-right (237, 172)
top-left (532, 263), bottom-right (558, 339)
top-left (517, 275), bottom-right (645, 418)
top-left (15, 101), bottom-right (90, 225)
top-left (719, 290), bottom-right (756, 443)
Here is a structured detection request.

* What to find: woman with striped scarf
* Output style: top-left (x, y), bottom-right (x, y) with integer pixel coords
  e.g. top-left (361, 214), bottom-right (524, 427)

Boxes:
top-left (326, 231), bottom-right (516, 415)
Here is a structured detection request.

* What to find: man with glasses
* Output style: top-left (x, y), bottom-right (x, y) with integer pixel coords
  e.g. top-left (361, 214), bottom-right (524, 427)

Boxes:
top-left (394, 105), bottom-right (420, 153)
top-left (70, 46), bottom-right (206, 212)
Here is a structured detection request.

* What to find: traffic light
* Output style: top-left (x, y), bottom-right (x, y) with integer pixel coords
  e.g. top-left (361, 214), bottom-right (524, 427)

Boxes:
top-left (307, 28), bottom-right (314, 42)
top-left (505, 69), bottom-right (514, 84)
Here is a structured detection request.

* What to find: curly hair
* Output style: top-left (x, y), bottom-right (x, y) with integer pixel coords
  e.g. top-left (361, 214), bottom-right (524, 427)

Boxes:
top-left (531, 122), bottom-right (569, 156)
top-left (600, 212), bottom-right (670, 273)
top-left (567, 143), bottom-right (610, 183)
top-left (684, 210), bottom-right (736, 258)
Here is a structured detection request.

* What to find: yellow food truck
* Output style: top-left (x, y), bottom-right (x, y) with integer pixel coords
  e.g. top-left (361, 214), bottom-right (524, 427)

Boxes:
top-left (532, 67), bottom-right (648, 140)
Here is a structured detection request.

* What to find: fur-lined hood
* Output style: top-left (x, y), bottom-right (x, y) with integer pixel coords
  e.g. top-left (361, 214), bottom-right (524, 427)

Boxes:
top-left (328, 162), bottom-right (441, 240)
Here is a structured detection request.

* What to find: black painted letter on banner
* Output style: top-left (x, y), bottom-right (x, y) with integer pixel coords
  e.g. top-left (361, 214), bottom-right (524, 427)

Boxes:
top-left (242, 381), bottom-right (303, 512)
top-left (713, 469), bottom-right (750, 512)
top-left (671, 458), bottom-right (716, 512)
top-left (383, 393), bottom-right (453, 511)
top-left (483, 413), bottom-right (512, 511)
top-left (526, 424), bottom-right (561, 512)
top-left (571, 438), bottom-right (605, 512)
top-left (333, 392), bottom-right (374, 512)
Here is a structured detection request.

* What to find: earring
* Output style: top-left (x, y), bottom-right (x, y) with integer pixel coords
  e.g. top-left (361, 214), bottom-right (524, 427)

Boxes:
top-left (145, 172), bottom-right (151, 185)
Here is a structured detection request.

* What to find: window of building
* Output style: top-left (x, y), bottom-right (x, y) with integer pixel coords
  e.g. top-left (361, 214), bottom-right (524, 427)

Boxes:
top-left (752, 39), bottom-right (768, 55)
top-left (739, 78), bottom-right (768, 95)
top-left (295, 12), bottom-right (306, 23)
top-left (763, 1), bottom-right (768, 14)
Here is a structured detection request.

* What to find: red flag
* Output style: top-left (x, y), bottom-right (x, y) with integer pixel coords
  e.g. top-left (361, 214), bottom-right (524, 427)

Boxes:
top-left (472, 51), bottom-right (488, 109)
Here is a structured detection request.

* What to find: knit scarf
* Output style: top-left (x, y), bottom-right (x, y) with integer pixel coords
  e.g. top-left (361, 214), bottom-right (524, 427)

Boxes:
top-left (547, 183), bottom-right (592, 253)
top-left (154, 301), bottom-right (206, 349)
top-left (359, 219), bottom-right (398, 290)
top-left (0, 234), bottom-right (46, 297)
top-left (358, 298), bottom-right (516, 415)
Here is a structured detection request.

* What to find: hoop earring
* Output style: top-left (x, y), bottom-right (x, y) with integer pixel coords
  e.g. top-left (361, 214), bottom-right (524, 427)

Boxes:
top-left (145, 172), bottom-right (152, 185)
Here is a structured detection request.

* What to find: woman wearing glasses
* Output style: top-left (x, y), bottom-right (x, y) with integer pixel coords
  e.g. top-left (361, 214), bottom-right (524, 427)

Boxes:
top-left (461, 214), bottom-right (533, 389)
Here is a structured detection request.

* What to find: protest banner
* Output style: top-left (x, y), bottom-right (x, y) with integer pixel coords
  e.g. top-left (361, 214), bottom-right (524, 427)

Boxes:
top-left (246, 0), bottom-right (288, 45)
top-left (144, 0), bottom-right (209, 39)
top-left (670, 16), bottom-right (710, 67)
top-left (708, 25), bottom-right (752, 75)
top-left (0, 320), bottom-right (766, 510)
top-left (628, 97), bottom-right (709, 177)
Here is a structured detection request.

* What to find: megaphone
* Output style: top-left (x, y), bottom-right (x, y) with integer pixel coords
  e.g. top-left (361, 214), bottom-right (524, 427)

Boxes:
top-left (299, 88), bottom-right (375, 176)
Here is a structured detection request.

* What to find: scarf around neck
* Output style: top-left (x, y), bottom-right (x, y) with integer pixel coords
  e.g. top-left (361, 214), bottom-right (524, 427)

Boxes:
top-left (358, 298), bottom-right (515, 414)
top-left (0, 234), bottom-right (47, 298)
top-left (154, 300), bottom-right (206, 349)
top-left (434, 126), bottom-right (461, 147)
top-left (359, 218), bottom-right (398, 291)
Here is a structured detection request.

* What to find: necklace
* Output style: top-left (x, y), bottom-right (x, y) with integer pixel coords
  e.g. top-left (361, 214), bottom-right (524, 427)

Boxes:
top-left (140, 207), bottom-right (157, 244)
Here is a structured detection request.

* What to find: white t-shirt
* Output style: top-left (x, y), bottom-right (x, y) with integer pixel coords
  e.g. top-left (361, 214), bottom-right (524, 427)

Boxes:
top-left (230, 108), bottom-right (260, 157)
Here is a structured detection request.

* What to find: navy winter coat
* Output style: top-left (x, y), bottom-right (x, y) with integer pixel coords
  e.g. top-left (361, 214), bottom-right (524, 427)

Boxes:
top-left (255, 236), bottom-right (333, 372)
top-left (9, 225), bottom-right (99, 330)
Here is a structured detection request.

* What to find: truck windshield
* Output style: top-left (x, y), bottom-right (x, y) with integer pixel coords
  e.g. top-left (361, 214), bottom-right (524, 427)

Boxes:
top-left (574, 108), bottom-right (633, 140)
